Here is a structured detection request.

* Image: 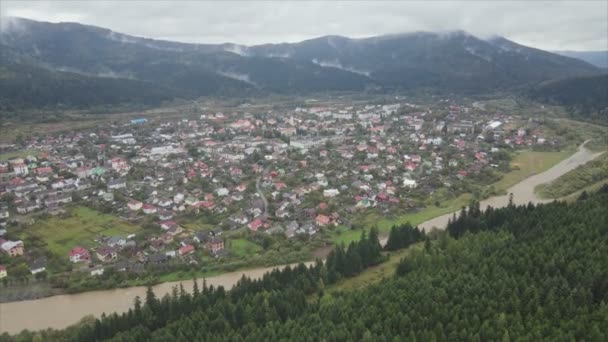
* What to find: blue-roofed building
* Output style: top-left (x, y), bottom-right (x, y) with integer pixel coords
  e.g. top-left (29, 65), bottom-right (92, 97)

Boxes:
top-left (131, 118), bottom-right (148, 124)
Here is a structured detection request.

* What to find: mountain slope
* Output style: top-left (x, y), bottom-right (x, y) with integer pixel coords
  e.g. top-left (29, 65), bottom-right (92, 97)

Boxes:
top-left (553, 50), bottom-right (608, 68)
top-left (0, 17), bottom-right (602, 109)
top-left (529, 74), bottom-right (608, 124)
top-left (0, 17), bottom-right (371, 97)
top-left (0, 47), bottom-right (180, 111)
top-left (249, 32), bottom-right (600, 92)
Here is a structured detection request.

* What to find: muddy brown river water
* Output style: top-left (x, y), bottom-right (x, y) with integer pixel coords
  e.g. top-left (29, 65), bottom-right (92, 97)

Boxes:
top-left (0, 142), bottom-right (602, 334)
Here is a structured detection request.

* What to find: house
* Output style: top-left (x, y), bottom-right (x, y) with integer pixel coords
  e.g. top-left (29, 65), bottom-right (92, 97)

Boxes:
top-left (90, 266), bottom-right (105, 276)
top-left (0, 265), bottom-right (6, 278)
top-left (16, 201), bottom-right (39, 214)
top-left (323, 189), bottom-right (340, 197)
top-left (248, 218), bottom-right (263, 231)
top-left (402, 177), bottom-right (417, 188)
top-left (173, 193), bottom-right (185, 203)
top-left (216, 188), bottom-right (229, 197)
top-left (107, 236), bottom-right (126, 248)
top-left (1, 240), bottom-right (24, 257)
top-left (158, 210), bottom-right (173, 220)
top-left (315, 214), bottom-right (331, 227)
top-left (13, 163), bottom-right (28, 175)
top-left (158, 198), bottom-right (173, 208)
top-left (193, 231), bottom-right (209, 244)
top-left (127, 200), bottom-right (143, 211)
top-left (143, 204), bottom-right (157, 214)
top-left (29, 258), bottom-right (47, 274)
top-left (110, 157), bottom-right (129, 171)
top-left (107, 178), bottom-right (127, 190)
top-left (76, 166), bottom-right (92, 179)
top-left (178, 244), bottom-right (195, 256)
top-left (96, 246), bottom-right (117, 262)
top-left (147, 252), bottom-right (167, 265)
top-left (207, 237), bottom-right (224, 254)
top-left (69, 246), bottom-right (91, 263)
top-left (160, 220), bottom-right (178, 231)
top-left (376, 192), bottom-right (389, 202)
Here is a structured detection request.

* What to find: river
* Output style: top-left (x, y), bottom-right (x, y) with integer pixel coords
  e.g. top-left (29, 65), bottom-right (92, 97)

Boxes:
top-left (0, 142), bottom-right (602, 334)
top-left (418, 142), bottom-right (603, 231)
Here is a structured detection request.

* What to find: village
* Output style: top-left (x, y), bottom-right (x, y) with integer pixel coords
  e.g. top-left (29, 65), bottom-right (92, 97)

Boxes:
top-left (0, 97), bottom-right (561, 290)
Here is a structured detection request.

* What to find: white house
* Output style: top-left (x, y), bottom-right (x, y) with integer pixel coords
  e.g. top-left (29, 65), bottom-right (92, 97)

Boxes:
top-left (402, 177), bottom-right (418, 188)
top-left (323, 189), bottom-right (340, 197)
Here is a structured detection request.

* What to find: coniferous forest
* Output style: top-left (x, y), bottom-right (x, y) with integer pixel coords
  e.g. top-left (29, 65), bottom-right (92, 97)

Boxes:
top-left (3, 187), bottom-right (608, 341)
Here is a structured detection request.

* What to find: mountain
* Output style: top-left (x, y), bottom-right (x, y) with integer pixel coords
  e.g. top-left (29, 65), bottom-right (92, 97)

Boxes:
top-left (529, 74), bottom-right (608, 124)
top-left (249, 33), bottom-right (600, 91)
top-left (0, 45), bottom-right (183, 112)
top-left (0, 17), bottom-right (602, 110)
top-left (553, 50), bottom-right (608, 68)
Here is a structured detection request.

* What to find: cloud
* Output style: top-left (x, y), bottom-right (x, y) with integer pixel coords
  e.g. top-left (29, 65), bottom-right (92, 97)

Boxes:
top-left (1, 1), bottom-right (606, 50)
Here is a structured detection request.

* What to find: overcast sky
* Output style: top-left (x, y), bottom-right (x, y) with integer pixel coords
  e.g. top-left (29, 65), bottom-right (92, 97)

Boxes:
top-left (1, 1), bottom-right (606, 51)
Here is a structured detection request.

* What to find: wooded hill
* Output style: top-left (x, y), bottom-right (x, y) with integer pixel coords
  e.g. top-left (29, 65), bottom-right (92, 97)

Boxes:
top-left (3, 187), bottom-right (607, 341)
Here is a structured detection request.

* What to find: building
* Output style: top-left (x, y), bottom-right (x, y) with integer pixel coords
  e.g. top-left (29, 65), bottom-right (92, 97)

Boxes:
top-left (69, 246), bottom-right (91, 263)
top-left (107, 236), bottom-right (126, 248)
top-left (448, 121), bottom-right (475, 134)
top-left (127, 200), bottom-right (143, 211)
top-left (29, 258), bottom-right (47, 274)
top-left (111, 157), bottom-right (129, 171)
top-left (178, 244), bottom-right (195, 256)
top-left (207, 237), bottom-right (224, 254)
top-left (131, 118), bottom-right (148, 124)
top-left (107, 178), bottom-right (127, 190)
top-left (0, 265), bottom-right (6, 278)
top-left (315, 214), bottom-right (331, 227)
top-left (13, 163), bottom-right (28, 175)
top-left (96, 246), bottom-right (117, 262)
top-left (1, 240), bottom-right (24, 257)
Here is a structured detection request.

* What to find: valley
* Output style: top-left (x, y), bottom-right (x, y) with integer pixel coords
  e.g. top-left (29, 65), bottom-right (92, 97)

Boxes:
top-left (0, 9), bottom-right (606, 340)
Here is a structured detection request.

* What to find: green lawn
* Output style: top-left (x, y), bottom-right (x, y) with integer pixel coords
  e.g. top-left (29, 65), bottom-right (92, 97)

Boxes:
top-left (228, 238), bottom-right (263, 258)
top-left (21, 206), bottom-right (142, 257)
top-left (182, 220), bottom-right (215, 232)
top-left (327, 243), bottom-right (422, 292)
top-left (0, 148), bottom-right (40, 161)
top-left (493, 149), bottom-right (574, 192)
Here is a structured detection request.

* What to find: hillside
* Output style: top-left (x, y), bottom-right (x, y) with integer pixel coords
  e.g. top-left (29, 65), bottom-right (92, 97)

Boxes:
top-left (5, 188), bottom-right (608, 341)
top-left (250, 33), bottom-right (600, 92)
top-left (553, 50), bottom-right (608, 68)
top-left (0, 58), bottom-right (179, 111)
top-left (529, 74), bottom-right (608, 124)
top-left (0, 17), bottom-right (602, 110)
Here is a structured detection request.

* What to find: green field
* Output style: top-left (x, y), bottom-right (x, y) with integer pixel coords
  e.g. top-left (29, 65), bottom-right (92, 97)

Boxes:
top-left (536, 153), bottom-right (608, 199)
top-left (327, 242), bottom-right (422, 292)
top-left (228, 238), bottom-right (263, 258)
top-left (21, 206), bottom-right (142, 256)
top-left (493, 149), bottom-right (574, 192)
top-left (0, 148), bottom-right (40, 161)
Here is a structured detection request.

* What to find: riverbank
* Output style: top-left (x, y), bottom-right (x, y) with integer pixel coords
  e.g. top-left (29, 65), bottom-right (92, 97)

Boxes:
top-left (418, 141), bottom-right (602, 231)
top-left (0, 141), bottom-right (602, 334)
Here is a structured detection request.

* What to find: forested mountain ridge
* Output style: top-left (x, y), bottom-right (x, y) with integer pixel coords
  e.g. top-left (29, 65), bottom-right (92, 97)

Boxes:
top-left (0, 17), bottom-right (602, 110)
top-left (528, 74), bottom-right (608, 124)
top-left (4, 187), bottom-right (607, 341)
